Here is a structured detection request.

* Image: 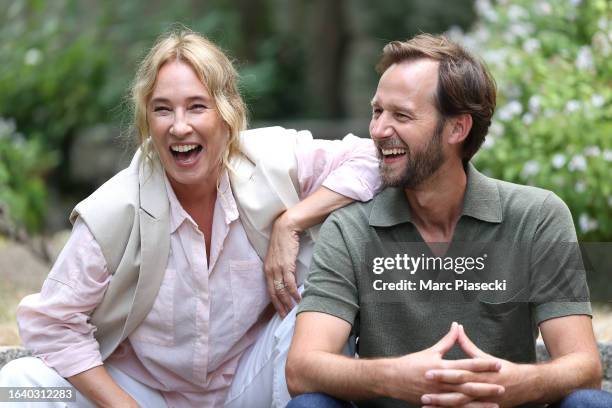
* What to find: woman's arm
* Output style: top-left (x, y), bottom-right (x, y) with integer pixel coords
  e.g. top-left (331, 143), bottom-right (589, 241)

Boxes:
top-left (265, 133), bottom-right (381, 315)
top-left (68, 366), bottom-right (139, 408)
top-left (265, 187), bottom-right (352, 317)
top-left (17, 219), bottom-right (134, 406)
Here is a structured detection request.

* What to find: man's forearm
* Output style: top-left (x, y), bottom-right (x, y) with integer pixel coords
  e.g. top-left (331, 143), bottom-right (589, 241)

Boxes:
top-left (526, 352), bottom-right (602, 405)
top-left (287, 350), bottom-right (393, 402)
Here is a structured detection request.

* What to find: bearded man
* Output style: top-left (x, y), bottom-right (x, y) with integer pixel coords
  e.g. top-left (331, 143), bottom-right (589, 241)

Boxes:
top-left (285, 34), bottom-right (609, 408)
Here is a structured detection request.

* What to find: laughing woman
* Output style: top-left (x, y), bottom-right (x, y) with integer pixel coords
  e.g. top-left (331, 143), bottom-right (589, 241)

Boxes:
top-left (0, 30), bottom-right (379, 407)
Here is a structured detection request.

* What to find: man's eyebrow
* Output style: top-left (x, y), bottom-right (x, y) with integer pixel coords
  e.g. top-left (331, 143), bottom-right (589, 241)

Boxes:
top-left (370, 99), bottom-right (416, 115)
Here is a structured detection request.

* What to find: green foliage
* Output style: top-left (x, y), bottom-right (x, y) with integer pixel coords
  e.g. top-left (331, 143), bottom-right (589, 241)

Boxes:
top-left (452, 0), bottom-right (612, 240)
top-left (0, 118), bottom-right (57, 233)
top-left (0, 0), bottom-right (114, 149)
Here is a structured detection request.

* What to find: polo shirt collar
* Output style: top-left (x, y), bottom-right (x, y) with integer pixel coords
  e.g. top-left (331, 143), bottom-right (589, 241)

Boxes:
top-left (368, 162), bottom-right (502, 227)
top-left (461, 162), bottom-right (502, 223)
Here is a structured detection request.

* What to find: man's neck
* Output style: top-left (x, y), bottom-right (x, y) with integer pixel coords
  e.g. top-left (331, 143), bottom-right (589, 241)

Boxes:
top-left (403, 160), bottom-right (467, 244)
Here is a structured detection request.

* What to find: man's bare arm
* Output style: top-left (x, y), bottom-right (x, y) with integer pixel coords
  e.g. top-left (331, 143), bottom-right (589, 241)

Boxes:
top-left (532, 315), bottom-right (602, 400)
top-left (422, 316), bottom-right (602, 407)
top-left (286, 313), bottom-right (503, 405)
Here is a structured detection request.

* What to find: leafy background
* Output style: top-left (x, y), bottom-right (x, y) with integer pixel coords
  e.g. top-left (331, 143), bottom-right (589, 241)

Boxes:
top-left (0, 0), bottom-right (610, 344)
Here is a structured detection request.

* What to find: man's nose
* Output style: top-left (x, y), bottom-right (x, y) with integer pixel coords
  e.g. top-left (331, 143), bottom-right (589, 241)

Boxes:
top-left (370, 113), bottom-right (393, 140)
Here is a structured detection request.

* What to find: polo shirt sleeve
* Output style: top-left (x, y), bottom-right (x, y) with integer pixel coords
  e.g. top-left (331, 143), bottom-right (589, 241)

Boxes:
top-left (530, 193), bottom-right (592, 324)
top-left (297, 213), bottom-right (360, 326)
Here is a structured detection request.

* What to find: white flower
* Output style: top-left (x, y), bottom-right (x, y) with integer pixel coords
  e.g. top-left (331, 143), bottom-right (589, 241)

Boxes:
top-left (578, 213), bottom-right (598, 233)
top-left (576, 46), bottom-right (594, 71)
top-left (565, 100), bottom-right (581, 113)
top-left (497, 100), bottom-right (523, 121)
top-left (523, 38), bottom-right (541, 54)
top-left (505, 84), bottom-right (522, 99)
top-left (24, 48), bottom-right (42, 66)
top-left (0, 117), bottom-right (17, 138)
top-left (446, 26), bottom-right (465, 42)
top-left (551, 153), bottom-right (566, 169)
top-left (12, 133), bottom-right (25, 147)
top-left (583, 146), bottom-right (601, 157)
top-left (522, 113), bottom-right (534, 125)
top-left (475, 0), bottom-right (498, 22)
top-left (521, 160), bottom-right (540, 178)
top-left (603, 149), bottom-right (612, 162)
top-left (508, 5), bottom-right (528, 22)
top-left (568, 154), bottom-right (587, 172)
top-left (528, 95), bottom-right (542, 113)
top-left (483, 49), bottom-right (508, 67)
top-left (574, 181), bottom-right (586, 193)
top-left (591, 94), bottom-right (605, 108)
top-left (513, 23), bottom-right (535, 39)
top-left (536, 2), bottom-right (552, 15)
top-left (489, 121), bottom-right (504, 137)
top-left (593, 32), bottom-right (611, 57)
top-left (482, 136), bottom-right (496, 149)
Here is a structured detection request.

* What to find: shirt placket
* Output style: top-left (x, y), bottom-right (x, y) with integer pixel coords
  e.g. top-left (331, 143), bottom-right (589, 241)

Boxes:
top-left (190, 224), bottom-right (211, 383)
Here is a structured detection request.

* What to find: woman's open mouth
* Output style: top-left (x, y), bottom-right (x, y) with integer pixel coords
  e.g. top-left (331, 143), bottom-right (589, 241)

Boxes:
top-left (169, 144), bottom-right (203, 166)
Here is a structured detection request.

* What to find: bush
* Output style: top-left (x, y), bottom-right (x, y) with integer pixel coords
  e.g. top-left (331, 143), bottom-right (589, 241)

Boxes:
top-left (0, 118), bottom-right (57, 234)
top-left (450, 0), bottom-right (611, 240)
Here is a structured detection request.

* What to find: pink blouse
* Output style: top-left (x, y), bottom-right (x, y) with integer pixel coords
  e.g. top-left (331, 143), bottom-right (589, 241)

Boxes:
top-left (17, 133), bottom-right (380, 407)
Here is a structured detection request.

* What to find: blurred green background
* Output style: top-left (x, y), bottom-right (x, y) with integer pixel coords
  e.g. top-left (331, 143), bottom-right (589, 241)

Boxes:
top-left (0, 0), bottom-right (610, 345)
top-left (0, 0), bottom-right (610, 243)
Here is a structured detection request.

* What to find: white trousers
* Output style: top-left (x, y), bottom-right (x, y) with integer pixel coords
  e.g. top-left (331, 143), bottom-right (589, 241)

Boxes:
top-left (0, 294), bottom-right (355, 408)
top-left (0, 358), bottom-right (166, 407)
top-left (0, 302), bottom-right (300, 408)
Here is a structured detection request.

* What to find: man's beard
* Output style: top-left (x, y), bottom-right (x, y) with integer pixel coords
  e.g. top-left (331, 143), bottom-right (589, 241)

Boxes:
top-left (378, 117), bottom-right (446, 189)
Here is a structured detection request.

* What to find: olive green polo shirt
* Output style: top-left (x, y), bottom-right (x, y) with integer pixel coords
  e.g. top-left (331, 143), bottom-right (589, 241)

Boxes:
top-left (298, 163), bottom-right (591, 408)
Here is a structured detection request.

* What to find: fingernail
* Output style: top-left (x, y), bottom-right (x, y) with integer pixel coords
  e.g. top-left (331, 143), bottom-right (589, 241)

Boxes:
top-left (498, 386), bottom-right (505, 395)
top-left (421, 396), bottom-right (431, 404)
top-left (425, 371), bottom-right (434, 380)
top-left (451, 321), bottom-right (457, 328)
top-left (496, 362), bottom-right (502, 370)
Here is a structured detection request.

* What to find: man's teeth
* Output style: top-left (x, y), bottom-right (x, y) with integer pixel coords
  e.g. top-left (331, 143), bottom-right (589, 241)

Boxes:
top-left (171, 144), bottom-right (198, 153)
top-left (382, 148), bottom-right (406, 156)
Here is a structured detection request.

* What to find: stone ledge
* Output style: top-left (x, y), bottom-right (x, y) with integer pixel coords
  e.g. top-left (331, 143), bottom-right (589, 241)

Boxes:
top-left (1, 344), bottom-right (611, 391)
top-left (0, 346), bottom-right (31, 368)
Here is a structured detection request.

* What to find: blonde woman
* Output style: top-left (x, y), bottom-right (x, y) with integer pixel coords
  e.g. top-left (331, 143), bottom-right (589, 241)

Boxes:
top-left (0, 30), bottom-right (379, 407)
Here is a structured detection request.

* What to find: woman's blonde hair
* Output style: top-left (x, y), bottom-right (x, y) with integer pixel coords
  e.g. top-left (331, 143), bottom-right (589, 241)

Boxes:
top-left (130, 28), bottom-right (247, 173)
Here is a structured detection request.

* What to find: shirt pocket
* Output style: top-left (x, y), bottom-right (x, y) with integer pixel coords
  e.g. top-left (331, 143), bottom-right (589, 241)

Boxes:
top-left (229, 259), bottom-right (269, 340)
top-left (130, 268), bottom-right (176, 347)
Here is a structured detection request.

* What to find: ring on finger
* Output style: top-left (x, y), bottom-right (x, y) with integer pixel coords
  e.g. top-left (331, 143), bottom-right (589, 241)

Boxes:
top-left (273, 279), bottom-right (286, 291)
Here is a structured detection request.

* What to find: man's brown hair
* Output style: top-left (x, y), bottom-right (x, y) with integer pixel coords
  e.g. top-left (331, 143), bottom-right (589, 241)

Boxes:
top-left (377, 34), bottom-right (497, 163)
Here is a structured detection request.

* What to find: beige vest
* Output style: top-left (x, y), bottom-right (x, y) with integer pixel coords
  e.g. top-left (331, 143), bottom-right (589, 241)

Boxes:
top-left (70, 127), bottom-right (317, 360)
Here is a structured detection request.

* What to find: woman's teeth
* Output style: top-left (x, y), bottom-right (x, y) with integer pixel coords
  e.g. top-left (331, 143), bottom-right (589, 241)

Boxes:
top-left (170, 144), bottom-right (199, 153)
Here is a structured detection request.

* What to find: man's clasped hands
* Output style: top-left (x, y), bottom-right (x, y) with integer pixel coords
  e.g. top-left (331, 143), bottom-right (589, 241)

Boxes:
top-left (397, 322), bottom-right (526, 408)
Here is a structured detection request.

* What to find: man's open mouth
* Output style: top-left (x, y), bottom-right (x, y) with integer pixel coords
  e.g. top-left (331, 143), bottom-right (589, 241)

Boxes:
top-left (381, 147), bottom-right (407, 159)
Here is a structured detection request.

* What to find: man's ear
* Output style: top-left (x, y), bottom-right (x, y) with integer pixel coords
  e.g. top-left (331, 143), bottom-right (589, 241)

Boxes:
top-left (448, 114), bottom-right (472, 145)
